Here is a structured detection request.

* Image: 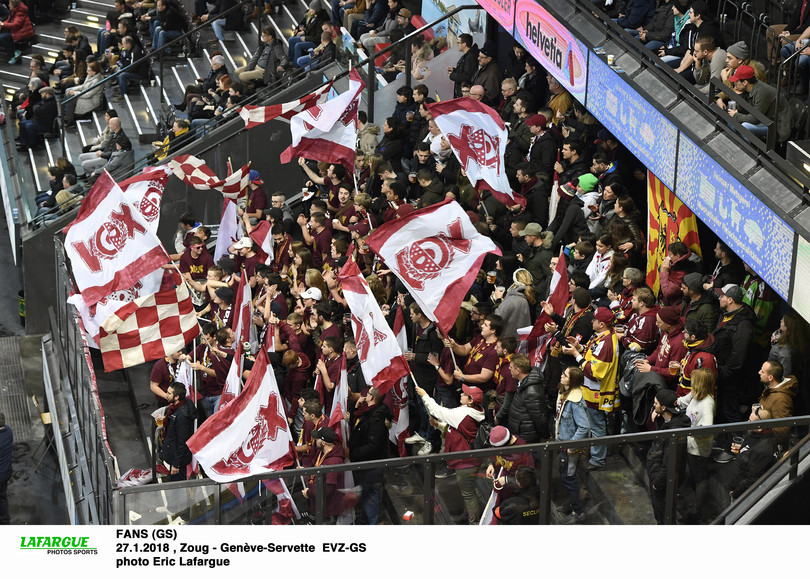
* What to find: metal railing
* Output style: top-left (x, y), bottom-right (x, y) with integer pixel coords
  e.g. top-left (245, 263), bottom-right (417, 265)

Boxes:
top-left (111, 414), bottom-right (810, 525)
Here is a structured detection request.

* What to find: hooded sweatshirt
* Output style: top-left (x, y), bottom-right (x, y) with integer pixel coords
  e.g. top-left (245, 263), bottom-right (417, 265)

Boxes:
top-left (421, 393), bottom-right (485, 470)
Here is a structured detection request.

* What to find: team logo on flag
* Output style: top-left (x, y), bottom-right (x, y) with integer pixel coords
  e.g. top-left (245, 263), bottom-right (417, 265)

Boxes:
top-left (137, 181), bottom-right (164, 223)
top-left (395, 218), bottom-right (471, 290)
top-left (210, 392), bottom-right (287, 471)
top-left (72, 204), bottom-right (147, 272)
top-left (448, 124), bottom-right (502, 172)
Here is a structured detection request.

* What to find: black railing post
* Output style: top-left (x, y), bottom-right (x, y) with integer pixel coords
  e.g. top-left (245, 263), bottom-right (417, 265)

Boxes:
top-left (314, 472), bottom-right (325, 524)
top-left (538, 445), bottom-right (553, 525)
top-left (663, 435), bottom-right (683, 525)
top-left (422, 460), bottom-right (434, 524)
top-left (366, 58), bottom-right (375, 123)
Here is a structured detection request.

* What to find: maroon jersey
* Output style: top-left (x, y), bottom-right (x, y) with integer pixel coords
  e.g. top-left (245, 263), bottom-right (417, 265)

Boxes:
top-left (179, 247), bottom-right (214, 280)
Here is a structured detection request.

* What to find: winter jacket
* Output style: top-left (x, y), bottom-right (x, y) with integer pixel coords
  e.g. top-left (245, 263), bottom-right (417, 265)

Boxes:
top-left (682, 290), bottom-right (720, 333)
top-left (361, 0), bottom-right (387, 32)
top-left (646, 411), bottom-right (691, 490)
top-left (105, 147), bottom-right (135, 178)
top-left (522, 240), bottom-right (553, 297)
top-left (471, 60), bottom-right (502, 106)
top-left (409, 321), bottom-right (443, 397)
top-left (713, 304), bottom-right (756, 385)
top-left (246, 39), bottom-right (288, 84)
top-left (644, 0), bottom-right (675, 42)
top-left (73, 72), bottom-right (105, 116)
top-left (348, 403), bottom-right (391, 462)
top-left (729, 430), bottom-right (777, 499)
top-left (616, 0), bottom-right (656, 29)
top-left (527, 130), bottom-right (558, 184)
top-left (4, 3), bottom-right (34, 42)
top-left (495, 284), bottom-right (532, 339)
top-left (498, 367), bottom-right (549, 442)
top-left (758, 376), bottom-right (798, 444)
top-left (549, 196), bottom-right (589, 250)
top-left (735, 80), bottom-right (792, 142)
top-left (160, 399), bottom-right (197, 468)
top-left (659, 250), bottom-right (700, 305)
top-left (449, 45), bottom-right (479, 97)
top-left (32, 96), bottom-right (58, 131)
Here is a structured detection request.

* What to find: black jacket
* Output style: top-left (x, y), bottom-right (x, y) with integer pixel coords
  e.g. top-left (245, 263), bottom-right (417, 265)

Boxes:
top-left (558, 157), bottom-right (590, 186)
top-left (528, 131), bottom-right (557, 184)
top-left (32, 96), bottom-right (58, 131)
top-left (549, 196), bottom-right (588, 250)
top-left (498, 367), bottom-right (549, 442)
top-left (729, 430), bottom-right (778, 499)
top-left (348, 403), bottom-right (391, 462)
top-left (646, 411), bottom-right (691, 490)
top-left (713, 304), bottom-right (756, 384)
top-left (449, 45), bottom-right (479, 97)
top-left (160, 399), bottom-right (197, 468)
top-left (410, 321), bottom-right (443, 391)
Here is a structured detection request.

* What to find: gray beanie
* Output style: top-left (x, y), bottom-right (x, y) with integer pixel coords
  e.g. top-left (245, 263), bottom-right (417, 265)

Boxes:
top-left (309, 0), bottom-right (320, 11)
top-left (727, 41), bottom-right (750, 61)
top-left (682, 272), bottom-right (703, 294)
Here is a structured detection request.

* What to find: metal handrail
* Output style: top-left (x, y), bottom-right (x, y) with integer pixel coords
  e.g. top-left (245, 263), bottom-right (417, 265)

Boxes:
top-left (113, 414), bottom-right (810, 525)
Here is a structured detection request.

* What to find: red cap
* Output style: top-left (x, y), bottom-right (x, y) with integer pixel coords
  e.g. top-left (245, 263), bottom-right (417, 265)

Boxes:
top-left (593, 307), bottom-right (614, 325)
top-left (462, 385), bottom-right (483, 406)
top-left (729, 64), bottom-right (755, 83)
top-left (525, 114), bottom-right (547, 128)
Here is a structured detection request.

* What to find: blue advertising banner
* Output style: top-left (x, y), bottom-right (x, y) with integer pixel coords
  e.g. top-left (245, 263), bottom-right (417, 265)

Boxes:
top-left (586, 53), bottom-right (678, 190)
top-left (676, 135), bottom-right (794, 300)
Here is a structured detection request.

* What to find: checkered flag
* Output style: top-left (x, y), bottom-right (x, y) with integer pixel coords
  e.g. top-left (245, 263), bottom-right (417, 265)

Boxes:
top-left (98, 281), bottom-right (201, 372)
top-left (169, 155), bottom-right (251, 199)
top-left (238, 82), bottom-right (331, 130)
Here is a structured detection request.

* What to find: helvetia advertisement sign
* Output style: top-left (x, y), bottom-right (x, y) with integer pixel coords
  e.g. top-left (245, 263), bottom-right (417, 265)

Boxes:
top-left (514, 0), bottom-right (587, 101)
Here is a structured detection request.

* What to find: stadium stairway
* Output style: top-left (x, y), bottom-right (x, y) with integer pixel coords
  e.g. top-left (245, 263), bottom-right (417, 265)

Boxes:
top-left (1, 0), bottom-right (318, 208)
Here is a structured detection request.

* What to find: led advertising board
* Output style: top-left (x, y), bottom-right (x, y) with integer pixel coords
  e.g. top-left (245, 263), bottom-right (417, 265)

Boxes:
top-left (676, 135), bottom-right (794, 300)
top-left (472, 0), bottom-right (515, 35)
top-left (586, 53), bottom-right (678, 189)
top-left (513, 0), bottom-right (587, 101)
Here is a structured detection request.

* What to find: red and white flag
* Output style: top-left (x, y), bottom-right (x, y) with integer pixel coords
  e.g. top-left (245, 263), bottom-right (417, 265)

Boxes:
top-left (232, 271), bottom-right (258, 355)
top-left (119, 166), bottom-right (172, 235)
top-left (262, 478), bottom-right (301, 524)
top-left (187, 349), bottom-right (295, 483)
top-left (280, 68), bottom-right (365, 170)
top-left (248, 220), bottom-right (274, 265)
top-left (427, 98), bottom-right (525, 209)
top-left (388, 306), bottom-right (409, 457)
top-left (338, 260), bottom-right (410, 395)
top-left (63, 171), bottom-right (170, 307)
top-left (97, 281), bottom-right (201, 372)
top-left (213, 198), bottom-right (243, 263)
top-left (169, 155), bottom-right (250, 199)
top-left (217, 341), bottom-right (244, 411)
top-left (365, 199), bottom-right (501, 336)
top-left (328, 354), bottom-right (350, 447)
top-left (519, 253), bottom-right (569, 367)
top-left (238, 83), bottom-right (331, 129)
top-left (69, 267), bottom-right (167, 346)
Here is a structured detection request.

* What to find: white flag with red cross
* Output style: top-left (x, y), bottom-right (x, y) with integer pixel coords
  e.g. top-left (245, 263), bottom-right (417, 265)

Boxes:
top-left (238, 83), bottom-right (332, 129)
top-left (63, 171), bottom-right (171, 307)
top-left (280, 68), bottom-right (365, 170)
top-left (169, 155), bottom-right (250, 199)
top-left (248, 219), bottom-right (274, 265)
top-left (338, 259), bottom-right (410, 395)
top-left (188, 348), bottom-right (295, 483)
top-left (365, 199), bottom-right (502, 336)
top-left (426, 98), bottom-right (525, 209)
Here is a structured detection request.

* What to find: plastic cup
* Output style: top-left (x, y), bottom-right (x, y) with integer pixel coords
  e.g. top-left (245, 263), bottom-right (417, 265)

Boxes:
top-left (607, 54), bottom-right (615, 65)
top-left (731, 436), bottom-right (745, 454)
top-left (486, 271), bottom-right (497, 284)
top-left (669, 361), bottom-right (681, 375)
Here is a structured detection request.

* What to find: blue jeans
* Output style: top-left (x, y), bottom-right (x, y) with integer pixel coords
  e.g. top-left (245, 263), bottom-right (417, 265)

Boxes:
top-left (586, 406), bottom-right (607, 467)
top-left (783, 43), bottom-right (810, 85)
top-left (18, 119), bottom-right (46, 146)
top-left (288, 36), bottom-right (315, 61)
top-left (118, 71), bottom-right (145, 94)
top-left (357, 472), bottom-right (381, 524)
top-left (645, 40), bottom-right (665, 52)
top-left (153, 27), bottom-right (182, 53)
top-left (203, 395), bottom-right (221, 417)
top-left (211, 18), bottom-right (226, 42)
top-left (296, 53), bottom-right (312, 70)
top-left (0, 32), bottom-right (14, 55)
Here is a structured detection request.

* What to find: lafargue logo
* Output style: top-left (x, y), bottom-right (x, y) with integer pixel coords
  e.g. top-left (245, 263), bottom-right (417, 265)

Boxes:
top-left (20, 536), bottom-right (98, 555)
top-left (515, 0), bottom-right (586, 97)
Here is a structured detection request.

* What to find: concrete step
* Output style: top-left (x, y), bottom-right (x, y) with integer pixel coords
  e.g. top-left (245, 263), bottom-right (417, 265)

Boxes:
top-left (585, 452), bottom-right (656, 524)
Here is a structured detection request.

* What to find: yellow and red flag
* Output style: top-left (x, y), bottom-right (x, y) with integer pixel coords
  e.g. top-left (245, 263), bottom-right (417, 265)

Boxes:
top-left (646, 171), bottom-right (701, 295)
